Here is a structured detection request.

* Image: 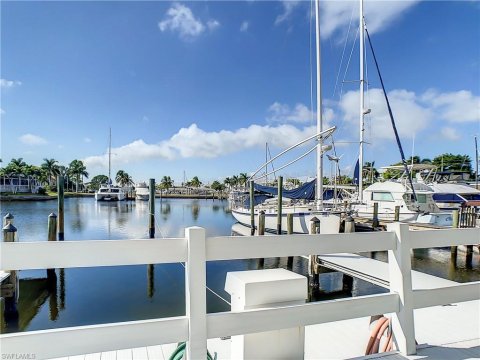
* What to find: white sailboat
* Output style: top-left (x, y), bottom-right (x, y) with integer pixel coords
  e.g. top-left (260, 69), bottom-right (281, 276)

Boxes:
top-left (231, 0), bottom-right (342, 234)
top-left (95, 129), bottom-right (126, 201)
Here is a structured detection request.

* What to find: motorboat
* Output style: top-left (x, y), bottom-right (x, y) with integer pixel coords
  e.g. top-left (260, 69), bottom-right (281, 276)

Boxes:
top-left (135, 182), bottom-right (150, 201)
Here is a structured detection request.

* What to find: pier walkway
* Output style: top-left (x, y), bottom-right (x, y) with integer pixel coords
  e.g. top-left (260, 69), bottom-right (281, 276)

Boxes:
top-left (46, 299), bottom-right (479, 359)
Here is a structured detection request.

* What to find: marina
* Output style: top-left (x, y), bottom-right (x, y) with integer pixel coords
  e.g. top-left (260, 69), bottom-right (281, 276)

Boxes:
top-left (2, 0), bottom-right (480, 358)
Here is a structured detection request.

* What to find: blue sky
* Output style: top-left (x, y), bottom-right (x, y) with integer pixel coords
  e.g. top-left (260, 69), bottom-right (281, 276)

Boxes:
top-left (1, 1), bottom-right (479, 184)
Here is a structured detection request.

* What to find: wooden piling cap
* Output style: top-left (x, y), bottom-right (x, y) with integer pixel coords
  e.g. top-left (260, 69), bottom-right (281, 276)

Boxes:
top-left (4, 213), bottom-right (14, 220)
top-left (3, 223), bottom-right (17, 232)
top-left (345, 216), bottom-right (354, 222)
top-left (310, 216), bottom-right (319, 222)
top-left (259, 210), bottom-right (265, 214)
top-left (49, 212), bottom-right (57, 218)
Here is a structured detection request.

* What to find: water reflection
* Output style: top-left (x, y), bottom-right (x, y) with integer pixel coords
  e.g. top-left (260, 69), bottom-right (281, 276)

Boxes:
top-left (160, 203), bottom-right (171, 221)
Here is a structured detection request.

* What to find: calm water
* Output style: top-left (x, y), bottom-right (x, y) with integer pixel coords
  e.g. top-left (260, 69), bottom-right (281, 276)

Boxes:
top-left (1, 197), bottom-right (479, 333)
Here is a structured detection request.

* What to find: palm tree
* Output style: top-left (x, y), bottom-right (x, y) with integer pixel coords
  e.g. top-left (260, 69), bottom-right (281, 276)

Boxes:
top-left (69, 160), bottom-right (89, 192)
top-left (5, 158), bottom-right (27, 176)
top-left (231, 175), bottom-right (239, 189)
top-left (41, 158), bottom-right (60, 186)
top-left (190, 176), bottom-right (202, 188)
top-left (160, 176), bottom-right (174, 193)
top-left (115, 170), bottom-right (133, 187)
top-left (223, 177), bottom-right (232, 189)
top-left (239, 173), bottom-right (248, 188)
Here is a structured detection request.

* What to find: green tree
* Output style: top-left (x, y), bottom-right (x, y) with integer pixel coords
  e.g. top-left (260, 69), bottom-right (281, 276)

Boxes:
top-left (41, 158), bottom-right (60, 186)
top-left (238, 173), bottom-right (248, 187)
top-left (231, 175), bottom-right (239, 188)
top-left (89, 175), bottom-right (109, 191)
top-left (160, 176), bottom-right (174, 193)
top-left (115, 170), bottom-right (133, 187)
top-left (69, 160), bottom-right (89, 192)
top-left (4, 158), bottom-right (27, 176)
top-left (190, 176), bottom-right (202, 188)
top-left (433, 153), bottom-right (472, 173)
top-left (287, 178), bottom-right (301, 187)
top-left (211, 180), bottom-right (225, 193)
top-left (223, 177), bottom-right (232, 189)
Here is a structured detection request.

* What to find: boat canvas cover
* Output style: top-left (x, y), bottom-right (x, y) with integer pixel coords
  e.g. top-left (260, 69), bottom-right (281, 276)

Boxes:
top-left (254, 179), bottom-right (316, 200)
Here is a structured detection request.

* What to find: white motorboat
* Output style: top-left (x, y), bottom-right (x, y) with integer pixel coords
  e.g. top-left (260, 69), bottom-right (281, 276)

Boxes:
top-left (95, 185), bottom-right (126, 201)
top-left (135, 182), bottom-right (150, 201)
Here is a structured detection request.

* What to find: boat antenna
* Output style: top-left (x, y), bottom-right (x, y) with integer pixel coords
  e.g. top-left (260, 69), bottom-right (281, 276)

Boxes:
top-left (475, 135), bottom-right (479, 189)
top-left (364, 26), bottom-right (417, 202)
top-left (315, 0), bottom-right (324, 210)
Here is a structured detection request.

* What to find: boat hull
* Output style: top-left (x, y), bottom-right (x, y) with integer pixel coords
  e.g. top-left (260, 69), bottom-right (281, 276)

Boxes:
top-left (231, 208), bottom-right (341, 234)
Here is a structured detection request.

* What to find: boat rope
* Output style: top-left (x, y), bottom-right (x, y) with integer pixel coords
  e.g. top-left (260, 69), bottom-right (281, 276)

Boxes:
top-left (178, 262), bottom-right (231, 306)
top-left (340, 26), bottom-right (359, 100)
top-left (365, 316), bottom-right (393, 354)
top-left (151, 211), bottom-right (232, 306)
top-left (364, 24), bottom-right (417, 202)
top-left (333, 4), bottom-right (356, 99)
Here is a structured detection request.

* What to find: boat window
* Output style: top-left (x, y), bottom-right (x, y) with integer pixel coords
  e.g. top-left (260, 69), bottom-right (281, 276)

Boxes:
top-left (416, 194), bottom-right (427, 203)
top-left (111, 189), bottom-right (119, 193)
top-left (372, 192), bottom-right (394, 202)
top-left (100, 189), bottom-right (108, 193)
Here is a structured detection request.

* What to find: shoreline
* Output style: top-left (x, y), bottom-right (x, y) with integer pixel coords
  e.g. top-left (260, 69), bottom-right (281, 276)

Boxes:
top-left (0, 193), bottom-right (228, 201)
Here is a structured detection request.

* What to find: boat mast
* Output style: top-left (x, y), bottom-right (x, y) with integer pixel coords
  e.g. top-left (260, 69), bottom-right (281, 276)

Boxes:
top-left (359, 0), bottom-right (365, 202)
top-left (109, 127), bottom-right (112, 185)
top-left (315, 0), bottom-right (323, 210)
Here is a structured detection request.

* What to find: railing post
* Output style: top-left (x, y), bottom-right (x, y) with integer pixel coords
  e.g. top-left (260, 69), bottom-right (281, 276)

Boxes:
top-left (386, 222), bottom-right (416, 355)
top-left (185, 227), bottom-right (207, 360)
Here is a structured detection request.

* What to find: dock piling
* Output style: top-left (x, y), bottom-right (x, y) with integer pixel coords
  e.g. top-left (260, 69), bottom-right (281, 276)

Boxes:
top-left (287, 213), bottom-right (294, 268)
top-left (372, 202), bottom-right (379, 228)
top-left (344, 216), bottom-right (355, 233)
top-left (394, 206), bottom-right (400, 222)
top-left (258, 211), bottom-right (265, 268)
top-left (57, 175), bottom-right (64, 241)
top-left (2, 223), bottom-right (18, 320)
top-left (47, 213), bottom-right (58, 283)
top-left (149, 178), bottom-right (155, 239)
top-left (3, 213), bottom-right (14, 227)
top-left (451, 210), bottom-right (459, 264)
top-left (277, 176), bottom-right (283, 235)
top-left (250, 180), bottom-right (255, 235)
top-left (309, 217), bottom-right (320, 288)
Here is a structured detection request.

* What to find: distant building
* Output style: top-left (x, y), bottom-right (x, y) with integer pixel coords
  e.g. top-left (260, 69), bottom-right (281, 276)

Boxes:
top-left (0, 176), bottom-right (41, 194)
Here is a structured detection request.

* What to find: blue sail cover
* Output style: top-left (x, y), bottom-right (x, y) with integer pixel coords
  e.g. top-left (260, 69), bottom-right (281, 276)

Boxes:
top-left (353, 160), bottom-right (359, 185)
top-left (254, 180), bottom-right (317, 200)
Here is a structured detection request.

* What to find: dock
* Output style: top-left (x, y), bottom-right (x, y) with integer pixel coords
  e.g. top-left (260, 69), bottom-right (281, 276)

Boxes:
top-left (1, 224), bottom-right (479, 360)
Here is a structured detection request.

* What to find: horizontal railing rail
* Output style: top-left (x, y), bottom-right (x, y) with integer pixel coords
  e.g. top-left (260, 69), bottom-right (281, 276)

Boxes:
top-left (0, 224), bottom-right (479, 359)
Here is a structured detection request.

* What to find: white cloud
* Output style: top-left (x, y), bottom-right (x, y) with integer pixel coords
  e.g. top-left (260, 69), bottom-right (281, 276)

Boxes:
top-left (19, 133), bottom-right (48, 146)
top-left (1, 79), bottom-right (22, 88)
top-left (275, 1), bottom-right (301, 25)
top-left (84, 137), bottom-right (92, 143)
top-left (267, 101), bottom-right (335, 127)
top-left (440, 127), bottom-right (460, 141)
top-left (207, 19), bottom-right (220, 31)
top-left (83, 123), bottom-right (318, 168)
top-left (274, 1), bottom-right (419, 38)
top-left (240, 21), bottom-right (249, 32)
top-left (422, 89), bottom-right (480, 122)
top-left (0, 108), bottom-right (5, 115)
top-left (339, 88), bottom-right (432, 140)
top-left (158, 3), bottom-right (219, 40)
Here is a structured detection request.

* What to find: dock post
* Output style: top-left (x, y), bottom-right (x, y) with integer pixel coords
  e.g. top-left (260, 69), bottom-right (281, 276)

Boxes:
top-left (287, 213), bottom-right (294, 269)
top-left (386, 223), bottom-right (416, 355)
top-left (3, 213), bottom-right (13, 227)
top-left (147, 264), bottom-right (155, 298)
top-left (277, 176), bottom-right (283, 235)
top-left (57, 175), bottom-right (64, 240)
top-left (372, 202), bottom-right (379, 228)
top-left (149, 178), bottom-right (155, 238)
top-left (258, 211), bottom-right (265, 268)
top-left (394, 206), bottom-right (400, 222)
top-left (0, 297), bottom-right (4, 333)
top-left (450, 209), bottom-right (459, 263)
top-left (344, 215), bottom-right (355, 233)
top-left (308, 217), bottom-right (319, 288)
top-left (47, 213), bottom-right (58, 283)
top-left (249, 180), bottom-right (255, 235)
top-left (2, 223), bottom-right (18, 320)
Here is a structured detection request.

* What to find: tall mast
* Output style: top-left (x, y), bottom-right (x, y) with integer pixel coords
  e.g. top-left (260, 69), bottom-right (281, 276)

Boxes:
top-left (109, 127), bottom-right (112, 185)
top-left (475, 135), bottom-right (479, 189)
top-left (315, 0), bottom-right (323, 209)
top-left (358, 0), bottom-right (365, 201)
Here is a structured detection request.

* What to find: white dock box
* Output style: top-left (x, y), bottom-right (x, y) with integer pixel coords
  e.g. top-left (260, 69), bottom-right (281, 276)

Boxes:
top-left (225, 268), bottom-right (308, 359)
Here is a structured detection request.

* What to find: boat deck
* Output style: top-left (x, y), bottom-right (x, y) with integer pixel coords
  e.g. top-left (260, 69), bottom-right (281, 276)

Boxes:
top-left (47, 299), bottom-right (479, 360)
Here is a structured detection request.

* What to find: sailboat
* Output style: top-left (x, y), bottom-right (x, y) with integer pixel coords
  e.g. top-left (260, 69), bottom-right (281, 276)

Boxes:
top-left (95, 129), bottom-right (126, 201)
top-left (230, 0), bottom-right (343, 234)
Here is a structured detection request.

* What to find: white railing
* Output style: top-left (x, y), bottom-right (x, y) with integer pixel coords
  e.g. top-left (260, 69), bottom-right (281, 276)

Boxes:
top-left (0, 224), bottom-right (479, 359)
